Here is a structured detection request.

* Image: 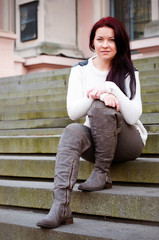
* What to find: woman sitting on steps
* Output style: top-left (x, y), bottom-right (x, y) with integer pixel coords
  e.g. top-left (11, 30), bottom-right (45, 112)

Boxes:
top-left (36, 16), bottom-right (147, 229)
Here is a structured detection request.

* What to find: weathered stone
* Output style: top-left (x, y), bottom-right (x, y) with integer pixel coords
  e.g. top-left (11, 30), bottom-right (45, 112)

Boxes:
top-left (0, 133), bottom-right (157, 154)
top-left (0, 180), bottom-right (159, 222)
top-left (1, 207), bottom-right (159, 240)
top-left (0, 155), bottom-right (159, 184)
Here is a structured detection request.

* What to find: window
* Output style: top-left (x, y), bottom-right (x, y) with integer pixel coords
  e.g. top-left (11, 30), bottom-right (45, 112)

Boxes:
top-left (110, 0), bottom-right (152, 40)
top-left (20, 1), bottom-right (39, 42)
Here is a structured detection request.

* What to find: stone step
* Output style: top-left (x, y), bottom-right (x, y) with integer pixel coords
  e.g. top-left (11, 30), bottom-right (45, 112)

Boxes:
top-left (0, 109), bottom-right (68, 121)
top-left (1, 122), bottom-right (156, 136)
top-left (0, 128), bottom-right (64, 136)
top-left (0, 100), bottom-right (156, 116)
top-left (0, 101), bottom-right (66, 113)
top-left (0, 155), bottom-right (158, 184)
top-left (140, 76), bottom-right (159, 85)
top-left (133, 57), bottom-right (159, 71)
top-left (139, 69), bottom-right (159, 77)
top-left (143, 103), bottom-right (159, 113)
top-left (0, 87), bottom-right (157, 107)
top-left (0, 118), bottom-right (72, 130)
top-left (141, 84), bottom-right (159, 94)
top-left (0, 179), bottom-right (158, 222)
top-left (0, 133), bottom-right (157, 154)
top-left (1, 207), bottom-right (159, 240)
top-left (0, 68), bottom-right (70, 85)
top-left (141, 92), bottom-right (159, 103)
top-left (140, 113), bottom-right (159, 124)
top-left (144, 125), bottom-right (159, 133)
top-left (0, 78), bottom-right (68, 95)
top-left (0, 86), bottom-right (67, 99)
top-left (0, 93), bottom-right (66, 106)
top-left (142, 133), bottom-right (159, 154)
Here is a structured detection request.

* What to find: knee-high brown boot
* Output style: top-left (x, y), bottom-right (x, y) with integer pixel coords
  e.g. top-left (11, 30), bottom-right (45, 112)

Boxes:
top-left (36, 123), bottom-right (91, 228)
top-left (78, 100), bottom-right (122, 191)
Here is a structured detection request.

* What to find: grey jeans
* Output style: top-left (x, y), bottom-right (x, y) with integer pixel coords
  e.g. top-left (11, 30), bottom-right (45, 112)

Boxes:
top-left (67, 116), bottom-right (144, 163)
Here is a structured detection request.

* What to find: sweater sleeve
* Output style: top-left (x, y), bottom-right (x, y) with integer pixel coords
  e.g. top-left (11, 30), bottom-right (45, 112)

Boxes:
top-left (67, 67), bottom-right (93, 120)
top-left (104, 71), bottom-right (142, 125)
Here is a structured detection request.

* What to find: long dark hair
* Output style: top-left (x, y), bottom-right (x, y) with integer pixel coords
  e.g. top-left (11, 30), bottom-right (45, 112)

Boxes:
top-left (89, 17), bottom-right (136, 99)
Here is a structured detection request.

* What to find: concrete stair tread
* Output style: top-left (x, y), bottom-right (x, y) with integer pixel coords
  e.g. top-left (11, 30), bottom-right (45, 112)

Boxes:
top-left (0, 155), bottom-right (159, 183)
top-left (140, 112), bottom-right (159, 124)
top-left (0, 179), bottom-right (159, 222)
top-left (141, 84), bottom-right (159, 94)
top-left (140, 68), bottom-right (159, 76)
top-left (0, 109), bottom-right (68, 121)
top-left (0, 87), bottom-right (68, 99)
top-left (0, 207), bottom-right (158, 240)
top-left (0, 179), bottom-right (158, 194)
top-left (141, 92), bottom-right (159, 103)
top-left (140, 77), bottom-right (159, 85)
top-left (0, 133), bottom-right (157, 154)
top-left (0, 118), bottom-right (72, 129)
top-left (0, 94), bottom-right (66, 106)
top-left (0, 128), bottom-right (64, 136)
top-left (143, 103), bottom-right (159, 113)
top-left (0, 68), bottom-right (70, 84)
top-left (0, 178), bottom-right (158, 194)
top-left (0, 79), bottom-right (68, 94)
top-left (144, 125), bottom-right (159, 132)
top-left (0, 101), bottom-right (66, 113)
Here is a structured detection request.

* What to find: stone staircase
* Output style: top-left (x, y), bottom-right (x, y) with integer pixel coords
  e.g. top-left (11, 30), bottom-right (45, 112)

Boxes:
top-left (0, 57), bottom-right (159, 240)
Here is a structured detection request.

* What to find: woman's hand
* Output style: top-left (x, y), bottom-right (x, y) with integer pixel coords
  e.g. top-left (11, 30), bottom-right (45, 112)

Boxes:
top-left (87, 84), bottom-right (106, 99)
top-left (103, 93), bottom-right (120, 111)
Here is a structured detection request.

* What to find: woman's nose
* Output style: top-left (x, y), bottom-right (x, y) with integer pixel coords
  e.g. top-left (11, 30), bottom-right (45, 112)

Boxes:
top-left (102, 40), bottom-right (108, 48)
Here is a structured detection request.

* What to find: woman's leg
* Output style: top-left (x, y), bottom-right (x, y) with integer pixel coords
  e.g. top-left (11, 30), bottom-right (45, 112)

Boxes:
top-left (114, 120), bottom-right (144, 161)
top-left (36, 123), bottom-right (93, 229)
top-left (78, 100), bottom-right (123, 191)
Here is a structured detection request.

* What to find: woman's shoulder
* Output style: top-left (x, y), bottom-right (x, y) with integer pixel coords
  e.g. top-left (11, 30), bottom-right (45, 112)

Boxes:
top-left (134, 66), bottom-right (138, 72)
top-left (72, 59), bottom-right (89, 68)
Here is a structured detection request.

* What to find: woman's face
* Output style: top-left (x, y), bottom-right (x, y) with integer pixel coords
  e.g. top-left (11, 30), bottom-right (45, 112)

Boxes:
top-left (93, 26), bottom-right (117, 63)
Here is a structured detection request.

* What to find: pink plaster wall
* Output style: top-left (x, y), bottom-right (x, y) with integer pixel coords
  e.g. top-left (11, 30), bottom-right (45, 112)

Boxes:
top-left (0, 31), bottom-right (27, 77)
top-left (77, 0), bottom-right (94, 58)
top-left (0, 0), bottom-right (2, 29)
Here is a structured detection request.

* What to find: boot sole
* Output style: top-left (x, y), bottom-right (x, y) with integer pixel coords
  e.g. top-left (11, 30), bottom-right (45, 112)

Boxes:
top-left (36, 217), bottom-right (73, 229)
top-left (78, 182), bottom-right (112, 192)
top-left (62, 217), bottom-right (74, 225)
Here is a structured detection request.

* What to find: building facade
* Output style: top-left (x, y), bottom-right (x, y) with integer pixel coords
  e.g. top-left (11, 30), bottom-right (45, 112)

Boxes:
top-left (0, 0), bottom-right (159, 77)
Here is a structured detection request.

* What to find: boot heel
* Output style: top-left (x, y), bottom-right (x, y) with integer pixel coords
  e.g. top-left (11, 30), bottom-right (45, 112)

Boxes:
top-left (105, 182), bottom-right (112, 189)
top-left (63, 217), bottom-right (73, 225)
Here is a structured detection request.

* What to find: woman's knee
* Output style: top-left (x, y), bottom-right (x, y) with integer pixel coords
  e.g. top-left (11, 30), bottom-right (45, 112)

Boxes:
top-left (88, 100), bottom-right (122, 130)
top-left (89, 100), bottom-right (119, 116)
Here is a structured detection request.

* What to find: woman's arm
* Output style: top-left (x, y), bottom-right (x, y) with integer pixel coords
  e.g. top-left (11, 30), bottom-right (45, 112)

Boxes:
top-left (67, 67), bottom-right (93, 120)
top-left (103, 71), bottom-right (142, 125)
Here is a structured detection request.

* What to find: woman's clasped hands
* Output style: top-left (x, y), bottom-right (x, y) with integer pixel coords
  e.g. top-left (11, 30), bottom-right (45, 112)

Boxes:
top-left (87, 84), bottom-right (120, 112)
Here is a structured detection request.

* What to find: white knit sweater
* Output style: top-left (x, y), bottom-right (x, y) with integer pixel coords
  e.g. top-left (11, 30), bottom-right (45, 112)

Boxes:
top-left (67, 56), bottom-right (147, 145)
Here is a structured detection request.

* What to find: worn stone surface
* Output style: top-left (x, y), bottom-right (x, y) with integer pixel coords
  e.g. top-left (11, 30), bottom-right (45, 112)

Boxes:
top-left (0, 155), bottom-right (159, 184)
top-left (2, 155), bottom-right (159, 183)
top-left (142, 133), bottom-right (159, 154)
top-left (0, 109), bottom-right (68, 121)
top-left (140, 113), bottom-right (159, 124)
top-left (0, 133), bottom-right (157, 153)
top-left (0, 118), bottom-right (71, 130)
top-left (0, 180), bottom-right (159, 222)
top-left (0, 207), bottom-right (159, 240)
top-left (0, 136), bottom-right (60, 153)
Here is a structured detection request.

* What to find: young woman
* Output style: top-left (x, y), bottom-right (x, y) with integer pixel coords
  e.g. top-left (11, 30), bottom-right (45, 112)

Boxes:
top-left (36, 16), bottom-right (147, 229)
